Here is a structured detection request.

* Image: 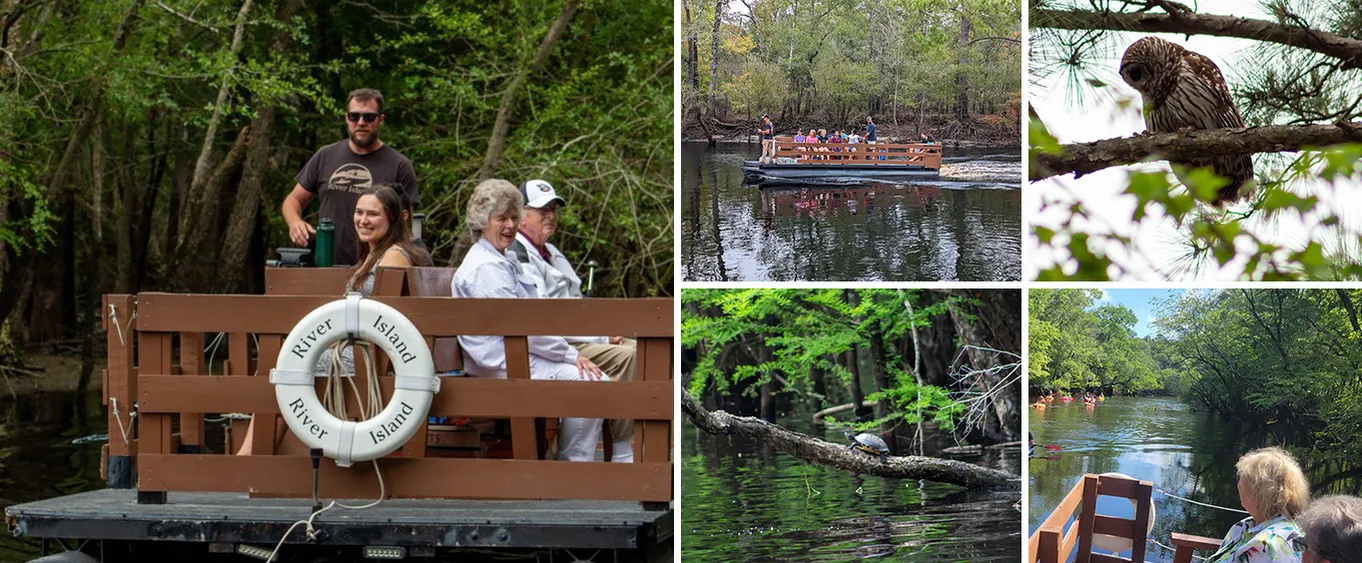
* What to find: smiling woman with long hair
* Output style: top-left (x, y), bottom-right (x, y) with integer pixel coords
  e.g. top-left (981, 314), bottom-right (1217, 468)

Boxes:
top-left (347, 185), bottom-right (431, 291)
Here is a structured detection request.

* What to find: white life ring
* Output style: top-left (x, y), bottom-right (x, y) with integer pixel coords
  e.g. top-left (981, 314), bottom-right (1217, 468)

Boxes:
top-left (270, 294), bottom-right (438, 466)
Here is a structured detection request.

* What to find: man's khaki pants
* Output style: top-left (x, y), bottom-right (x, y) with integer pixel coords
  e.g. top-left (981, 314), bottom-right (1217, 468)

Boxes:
top-left (574, 340), bottom-right (636, 446)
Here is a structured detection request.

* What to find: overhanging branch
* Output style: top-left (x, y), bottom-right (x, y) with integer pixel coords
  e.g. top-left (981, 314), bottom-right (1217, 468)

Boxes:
top-left (682, 390), bottom-right (1016, 489)
top-left (1030, 122), bottom-right (1362, 181)
top-left (1033, 9), bottom-right (1362, 70)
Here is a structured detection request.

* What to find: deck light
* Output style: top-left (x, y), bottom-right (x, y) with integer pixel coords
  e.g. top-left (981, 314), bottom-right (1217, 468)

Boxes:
top-left (363, 546), bottom-right (407, 559)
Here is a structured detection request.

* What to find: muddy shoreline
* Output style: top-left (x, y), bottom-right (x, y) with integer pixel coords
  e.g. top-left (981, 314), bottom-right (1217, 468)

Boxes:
top-left (0, 355), bottom-right (103, 397)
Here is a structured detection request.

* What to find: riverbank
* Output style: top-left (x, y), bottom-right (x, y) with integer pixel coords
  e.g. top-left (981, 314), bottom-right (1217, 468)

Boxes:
top-left (0, 355), bottom-right (102, 397)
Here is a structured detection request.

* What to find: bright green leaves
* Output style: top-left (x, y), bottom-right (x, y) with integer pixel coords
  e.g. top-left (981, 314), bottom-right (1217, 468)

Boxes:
top-left (682, 289), bottom-right (970, 430)
top-left (1320, 143), bottom-right (1362, 181)
top-left (1028, 116), bottom-right (1063, 156)
top-left (1126, 170), bottom-right (1188, 221)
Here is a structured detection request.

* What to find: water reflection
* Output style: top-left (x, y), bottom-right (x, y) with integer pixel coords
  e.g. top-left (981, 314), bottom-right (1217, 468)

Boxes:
top-left (0, 390), bottom-right (106, 562)
top-left (681, 142), bottom-right (1021, 281)
top-left (1029, 396), bottom-right (1359, 562)
top-left (683, 420), bottom-right (1021, 562)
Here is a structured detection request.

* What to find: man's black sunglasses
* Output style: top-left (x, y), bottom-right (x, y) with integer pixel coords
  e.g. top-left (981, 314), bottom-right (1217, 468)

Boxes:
top-left (346, 112), bottom-right (381, 123)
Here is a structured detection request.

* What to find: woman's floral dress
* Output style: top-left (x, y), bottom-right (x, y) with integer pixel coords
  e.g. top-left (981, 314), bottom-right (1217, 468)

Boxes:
top-left (1204, 514), bottom-right (1303, 563)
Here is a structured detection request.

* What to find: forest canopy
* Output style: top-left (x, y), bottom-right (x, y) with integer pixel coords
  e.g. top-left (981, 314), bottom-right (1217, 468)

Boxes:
top-left (680, 0), bottom-right (1021, 142)
top-left (0, 0), bottom-right (672, 359)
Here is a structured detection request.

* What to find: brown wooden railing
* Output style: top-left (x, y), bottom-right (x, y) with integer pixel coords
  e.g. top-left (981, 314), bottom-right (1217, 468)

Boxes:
top-left (1029, 473), bottom-right (1226, 563)
top-left (102, 267), bottom-right (673, 504)
top-left (768, 136), bottom-right (942, 169)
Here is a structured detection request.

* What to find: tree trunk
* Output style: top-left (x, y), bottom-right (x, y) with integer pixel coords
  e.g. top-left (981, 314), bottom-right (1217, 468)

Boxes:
top-left (175, 0), bottom-right (254, 287)
top-left (476, 0), bottom-right (578, 181)
top-left (810, 362), bottom-right (826, 414)
top-left (163, 127), bottom-right (191, 268)
top-left (869, 321), bottom-right (892, 445)
top-left (759, 340), bottom-right (775, 421)
top-left (708, 0), bottom-right (724, 118)
top-left (171, 127), bottom-right (250, 290)
top-left (944, 289), bottom-right (1021, 443)
top-left (684, 0), bottom-right (700, 122)
top-left (216, 0), bottom-right (301, 293)
top-left (843, 347), bottom-right (864, 418)
top-left (955, 4), bottom-right (970, 121)
top-left (683, 391), bottom-right (1014, 488)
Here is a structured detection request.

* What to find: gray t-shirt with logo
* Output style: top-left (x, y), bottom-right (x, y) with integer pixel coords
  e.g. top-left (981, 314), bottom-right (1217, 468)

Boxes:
top-left (295, 140), bottom-right (419, 266)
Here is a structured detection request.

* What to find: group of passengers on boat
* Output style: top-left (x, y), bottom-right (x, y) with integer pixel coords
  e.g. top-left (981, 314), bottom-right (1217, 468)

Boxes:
top-left (756, 114), bottom-right (937, 164)
top-left (241, 88), bottom-right (635, 463)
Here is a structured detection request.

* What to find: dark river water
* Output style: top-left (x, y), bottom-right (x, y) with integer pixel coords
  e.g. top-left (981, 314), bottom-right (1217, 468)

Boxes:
top-left (680, 142), bottom-right (1021, 282)
top-left (1029, 396), bottom-right (1361, 562)
top-left (682, 419), bottom-right (1022, 562)
top-left (0, 389), bottom-right (107, 562)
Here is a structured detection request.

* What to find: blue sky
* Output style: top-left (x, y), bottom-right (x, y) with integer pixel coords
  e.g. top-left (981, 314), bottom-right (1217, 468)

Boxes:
top-left (1090, 289), bottom-right (1184, 337)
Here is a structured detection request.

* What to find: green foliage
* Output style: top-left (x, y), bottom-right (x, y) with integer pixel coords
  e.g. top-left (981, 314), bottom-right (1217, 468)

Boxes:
top-left (1151, 289), bottom-right (1362, 466)
top-left (1028, 289), bottom-right (1167, 395)
top-left (682, 289), bottom-right (965, 429)
top-left (0, 0), bottom-right (672, 302)
top-left (684, 0), bottom-right (1021, 128)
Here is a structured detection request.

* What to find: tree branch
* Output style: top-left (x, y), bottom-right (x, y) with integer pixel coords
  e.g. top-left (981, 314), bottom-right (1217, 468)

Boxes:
top-left (1030, 122), bottom-right (1362, 181)
top-left (154, 1), bottom-right (222, 33)
top-left (1033, 9), bottom-right (1362, 70)
top-left (682, 390), bottom-right (1016, 489)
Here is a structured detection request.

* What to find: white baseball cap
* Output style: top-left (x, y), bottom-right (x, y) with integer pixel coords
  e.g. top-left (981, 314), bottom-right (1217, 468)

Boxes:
top-left (519, 179), bottom-right (566, 209)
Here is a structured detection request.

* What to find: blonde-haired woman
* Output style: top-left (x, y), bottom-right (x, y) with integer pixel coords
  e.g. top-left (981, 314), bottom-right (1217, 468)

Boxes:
top-left (451, 179), bottom-right (614, 462)
top-left (1204, 447), bottom-right (1309, 563)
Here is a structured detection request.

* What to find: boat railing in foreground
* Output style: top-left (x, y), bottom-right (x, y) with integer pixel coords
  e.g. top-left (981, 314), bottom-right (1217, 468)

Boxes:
top-left (100, 267), bottom-right (673, 506)
top-left (1030, 473), bottom-right (1225, 563)
top-left (769, 137), bottom-right (942, 168)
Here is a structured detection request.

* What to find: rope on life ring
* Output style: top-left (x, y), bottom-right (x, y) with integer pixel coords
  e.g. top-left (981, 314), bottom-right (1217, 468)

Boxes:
top-left (270, 293), bottom-right (439, 467)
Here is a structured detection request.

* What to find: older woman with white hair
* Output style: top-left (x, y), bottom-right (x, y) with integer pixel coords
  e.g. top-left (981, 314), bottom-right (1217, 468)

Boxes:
top-left (451, 179), bottom-right (621, 462)
top-left (1202, 447), bottom-right (1310, 563)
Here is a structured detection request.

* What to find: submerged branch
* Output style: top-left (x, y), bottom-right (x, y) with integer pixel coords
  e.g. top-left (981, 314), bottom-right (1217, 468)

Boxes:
top-left (682, 390), bottom-right (1017, 489)
top-left (1031, 122), bottom-right (1362, 181)
top-left (1033, 9), bottom-right (1362, 70)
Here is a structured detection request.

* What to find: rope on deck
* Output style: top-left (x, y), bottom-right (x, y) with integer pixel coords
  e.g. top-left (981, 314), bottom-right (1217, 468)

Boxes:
top-left (1154, 486), bottom-right (1250, 515)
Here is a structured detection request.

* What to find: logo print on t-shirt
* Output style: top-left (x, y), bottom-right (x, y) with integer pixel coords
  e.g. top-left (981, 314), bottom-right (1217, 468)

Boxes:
top-left (327, 163), bottom-right (372, 195)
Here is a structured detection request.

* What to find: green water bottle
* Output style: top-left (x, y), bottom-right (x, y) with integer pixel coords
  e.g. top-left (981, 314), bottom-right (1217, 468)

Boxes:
top-left (315, 217), bottom-right (335, 267)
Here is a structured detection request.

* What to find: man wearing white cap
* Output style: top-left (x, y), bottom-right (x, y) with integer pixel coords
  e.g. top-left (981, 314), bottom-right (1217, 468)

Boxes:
top-left (511, 179), bottom-right (635, 463)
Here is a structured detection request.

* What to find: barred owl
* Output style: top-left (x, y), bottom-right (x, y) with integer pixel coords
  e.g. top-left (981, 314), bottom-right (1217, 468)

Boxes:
top-left (1119, 36), bottom-right (1253, 205)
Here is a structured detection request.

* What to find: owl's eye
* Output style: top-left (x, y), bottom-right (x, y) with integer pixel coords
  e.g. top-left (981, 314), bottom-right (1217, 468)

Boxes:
top-left (1127, 66), bottom-right (1144, 83)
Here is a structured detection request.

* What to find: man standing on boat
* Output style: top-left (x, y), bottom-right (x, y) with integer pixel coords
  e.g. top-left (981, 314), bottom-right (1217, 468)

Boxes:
top-left (865, 116), bottom-right (877, 144)
top-left (282, 88), bottom-right (420, 266)
top-left (511, 179), bottom-right (635, 462)
top-left (758, 114), bottom-right (775, 164)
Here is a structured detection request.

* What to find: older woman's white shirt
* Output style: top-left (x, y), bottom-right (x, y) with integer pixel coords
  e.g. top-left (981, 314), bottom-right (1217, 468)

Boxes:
top-left (452, 238), bottom-right (579, 378)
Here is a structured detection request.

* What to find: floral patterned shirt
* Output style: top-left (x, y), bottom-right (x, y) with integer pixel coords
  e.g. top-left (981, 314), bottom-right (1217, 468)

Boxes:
top-left (1204, 514), bottom-right (1302, 563)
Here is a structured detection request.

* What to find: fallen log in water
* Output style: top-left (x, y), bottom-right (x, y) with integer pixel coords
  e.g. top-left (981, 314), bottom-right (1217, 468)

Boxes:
top-left (683, 390), bottom-right (1017, 489)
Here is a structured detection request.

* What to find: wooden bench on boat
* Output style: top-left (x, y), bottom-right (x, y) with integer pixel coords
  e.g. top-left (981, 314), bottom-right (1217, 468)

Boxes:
top-left (1029, 473), bottom-right (1224, 563)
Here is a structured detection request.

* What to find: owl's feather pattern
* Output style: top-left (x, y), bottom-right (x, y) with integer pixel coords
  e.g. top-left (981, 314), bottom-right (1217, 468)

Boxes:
top-left (1120, 37), bottom-right (1253, 205)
